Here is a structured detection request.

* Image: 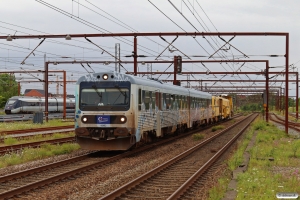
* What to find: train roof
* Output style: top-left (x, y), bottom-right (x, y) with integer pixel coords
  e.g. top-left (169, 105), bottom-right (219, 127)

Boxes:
top-left (76, 71), bottom-right (211, 99)
top-left (8, 96), bottom-right (75, 101)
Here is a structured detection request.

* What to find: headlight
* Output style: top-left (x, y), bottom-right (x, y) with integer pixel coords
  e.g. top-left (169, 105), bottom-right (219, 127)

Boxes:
top-left (103, 74), bottom-right (108, 80)
top-left (120, 116), bottom-right (127, 123)
top-left (82, 117), bottom-right (88, 122)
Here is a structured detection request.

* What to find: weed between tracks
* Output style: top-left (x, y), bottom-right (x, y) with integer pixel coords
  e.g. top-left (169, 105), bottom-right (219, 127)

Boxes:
top-left (192, 133), bottom-right (205, 140)
top-left (208, 118), bottom-right (300, 200)
top-left (212, 125), bottom-right (225, 132)
top-left (0, 119), bottom-right (74, 131)
top-left (0, 143), bottom-right (80, 168)
top-left (2, 132), bottom-right (75, 146)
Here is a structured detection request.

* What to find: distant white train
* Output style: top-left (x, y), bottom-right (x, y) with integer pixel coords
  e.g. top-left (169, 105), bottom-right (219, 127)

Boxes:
top-left (74, 71), bottom-right (233, 151)
top-left (4, 96), bottom-right (75, 114)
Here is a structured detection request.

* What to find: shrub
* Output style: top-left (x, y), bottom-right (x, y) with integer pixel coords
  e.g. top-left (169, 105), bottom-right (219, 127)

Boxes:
top-left (212, 125), bottom-right (224, 132)
top-left (192, 133), bottom-right (204, 140)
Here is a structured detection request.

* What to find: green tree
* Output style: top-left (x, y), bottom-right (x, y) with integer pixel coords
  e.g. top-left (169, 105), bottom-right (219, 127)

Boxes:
top-left (288, 97), bottom-right (295, 107)
top-left (0, 74), bottom-right (19, 108)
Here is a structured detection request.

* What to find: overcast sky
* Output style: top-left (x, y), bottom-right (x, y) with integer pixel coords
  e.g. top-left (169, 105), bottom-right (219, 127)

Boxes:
top-left (0, 0), bottom-right (299, 96)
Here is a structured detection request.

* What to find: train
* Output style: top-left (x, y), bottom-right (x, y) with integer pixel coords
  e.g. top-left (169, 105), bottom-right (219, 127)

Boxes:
top-left (74, 71), bottom-right (233, 151)
top-left (4, 96), bottom-right (75, 114)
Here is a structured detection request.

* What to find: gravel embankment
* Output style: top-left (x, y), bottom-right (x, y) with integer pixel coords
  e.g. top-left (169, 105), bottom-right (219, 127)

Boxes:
top-left (4, 117), bottom-right (244, 200)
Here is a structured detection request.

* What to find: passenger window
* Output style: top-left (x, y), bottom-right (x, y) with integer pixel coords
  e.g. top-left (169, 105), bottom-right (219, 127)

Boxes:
top-left (141, 90), bottom-right (146, 110)
top-left (152, 92), bottom-right (156, 110)
top-left (178, 96), bottom-right (182, 110)
top-left (166, 94), bottom-right (171, 109)
top-left (156, 92), bottom-right (161, 110)
top-left (193, 97), bottom-right (195, 109)
top-left (145, 91), bottom-right (150, 110)
top-left (162, 93), bottom-right (166, 110)
top-left (138, 89), bottom-right (141, 111)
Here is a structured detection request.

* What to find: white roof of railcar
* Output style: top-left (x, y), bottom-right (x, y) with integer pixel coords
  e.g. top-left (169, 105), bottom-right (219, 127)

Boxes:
top-left (8, 96), bottom-right (75, 102)
top-left (77, 71), bottom-right (211, 99)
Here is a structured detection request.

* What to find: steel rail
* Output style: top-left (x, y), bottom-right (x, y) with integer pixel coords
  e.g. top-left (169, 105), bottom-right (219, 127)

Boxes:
top-left (167, 114), bottom-right (257, 199)
top-left (0, 131), bottom-right (74, 143)
top-left (270, 113), bottom-right (300, 132)
top-left (0, 125), bottom-right (74, 135)
top-left (0, 136), bottom-right (75, 155)
top-left (0, 115), bottom-right (242, 199)
top-left (100, 114), bottom-right (255, 199)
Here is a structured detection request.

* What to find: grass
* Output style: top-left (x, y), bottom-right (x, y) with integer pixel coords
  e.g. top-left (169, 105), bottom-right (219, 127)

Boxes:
top-left (208, 119), bottom-right (256, 200)
top-left (208, 118), bottom-right (300, 199)
top-left (192, 133), bottom-right (204, 141)
top-left (0, 119), bottom-right (74, 132)
top-left (1, 132), bottom-right (75, 146)
top-left (212, 125), bottom-right (224, 132)
top-left (0, 143), bottom-right (80, 168)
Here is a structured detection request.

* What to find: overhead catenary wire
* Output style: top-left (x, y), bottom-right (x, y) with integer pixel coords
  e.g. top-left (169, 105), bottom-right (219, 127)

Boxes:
top-left (84, 37), bottom-right (128, 72)
top-left (0, 21), bottom-right (134, 56)
top-left (35, 0), bottom-right (162, 57)
top-left (0, 2), bottom-right (291, 94)
top-left (76, 0), bottom-right (172, 53)
top-left (176, 0), bottom-right (254, 87)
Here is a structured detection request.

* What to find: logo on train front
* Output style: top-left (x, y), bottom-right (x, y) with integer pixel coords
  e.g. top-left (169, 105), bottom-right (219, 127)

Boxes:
top-left (97, 115), bottom-right (110, 124)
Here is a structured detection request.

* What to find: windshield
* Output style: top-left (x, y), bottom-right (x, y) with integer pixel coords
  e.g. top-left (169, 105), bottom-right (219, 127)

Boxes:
top-left (6, 99), bottom-right (17, 105)
top-left (79, 81), bottom-right (130, 111)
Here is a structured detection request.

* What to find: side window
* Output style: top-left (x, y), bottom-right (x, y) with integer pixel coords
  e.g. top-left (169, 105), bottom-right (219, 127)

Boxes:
top-left (192, 97), bottom-right (195, 109)
top-left (173, 95), bottom-right (177, 109)
top-left (178, 95), bottom-right (182, 110)
top-left (156, 92), bottom-right (162, 110)
top-left (170, 94), bottom-right (174, 109)
top-left (166, 94), bottom-right (170, 109)
top-left (152, 92), bottom-right (156, 109)
top-left (138, 89), bottom-right (141, 111)
top-left (145, 91), bottom-right (150, 110)
top-left (142, 90), bottom-right (146, 110)
top-left (162, 93), bottom-right (166, 110)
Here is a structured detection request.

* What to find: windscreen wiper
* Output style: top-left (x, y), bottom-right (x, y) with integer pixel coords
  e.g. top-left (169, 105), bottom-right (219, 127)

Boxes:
top-left (92, 85), bottom-right (102, 100)
top-left (115, 85), bottom-right (126, 97)
top-left (112, 85), bottom-right (128, 105)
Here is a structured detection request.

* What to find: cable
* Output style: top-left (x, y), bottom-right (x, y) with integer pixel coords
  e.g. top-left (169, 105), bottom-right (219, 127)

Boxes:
top-left (35, 0), bottom-right (159, 57)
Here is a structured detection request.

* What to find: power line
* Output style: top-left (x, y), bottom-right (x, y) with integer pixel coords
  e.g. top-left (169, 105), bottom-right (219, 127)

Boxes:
top-left (35, 0), bottom-right (160, 57)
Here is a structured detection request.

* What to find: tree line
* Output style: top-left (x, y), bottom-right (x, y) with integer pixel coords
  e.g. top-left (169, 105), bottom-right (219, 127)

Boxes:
top-left (0, 74), bottom-right (19, 108)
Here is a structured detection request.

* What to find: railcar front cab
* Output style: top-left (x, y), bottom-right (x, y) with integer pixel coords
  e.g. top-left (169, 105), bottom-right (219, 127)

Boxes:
top-left (4, 98), bottom-right (20, 114)
top-left (75, 73), bottom-right (133, 150)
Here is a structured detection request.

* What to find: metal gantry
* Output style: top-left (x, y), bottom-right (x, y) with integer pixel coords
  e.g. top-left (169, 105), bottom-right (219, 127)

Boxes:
top-left (0, 32), bottom-right (290, 132)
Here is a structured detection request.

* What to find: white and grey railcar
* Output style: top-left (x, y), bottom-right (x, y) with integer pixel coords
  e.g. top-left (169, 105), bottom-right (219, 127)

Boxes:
top-left (5, 96), bottom-right (75, 114)
top-left (75, 71), bottom-right (212, 151)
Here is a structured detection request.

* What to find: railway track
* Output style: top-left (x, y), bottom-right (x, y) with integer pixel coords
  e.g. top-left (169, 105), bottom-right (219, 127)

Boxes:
top-left (0, 136), bottom-right (75, 155)
top-left (0, 113), bottom-right (75, 123)
top-left (0, 114), bottom-right (246, 199)
top-left (0, 125), bottom-right (74, 142)
top-left (0, 125), bottom-right (74, 136)
top-left (270, 113), bottom-right (300, 132)
top-left (100, 113), bottom-right (257, 199)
